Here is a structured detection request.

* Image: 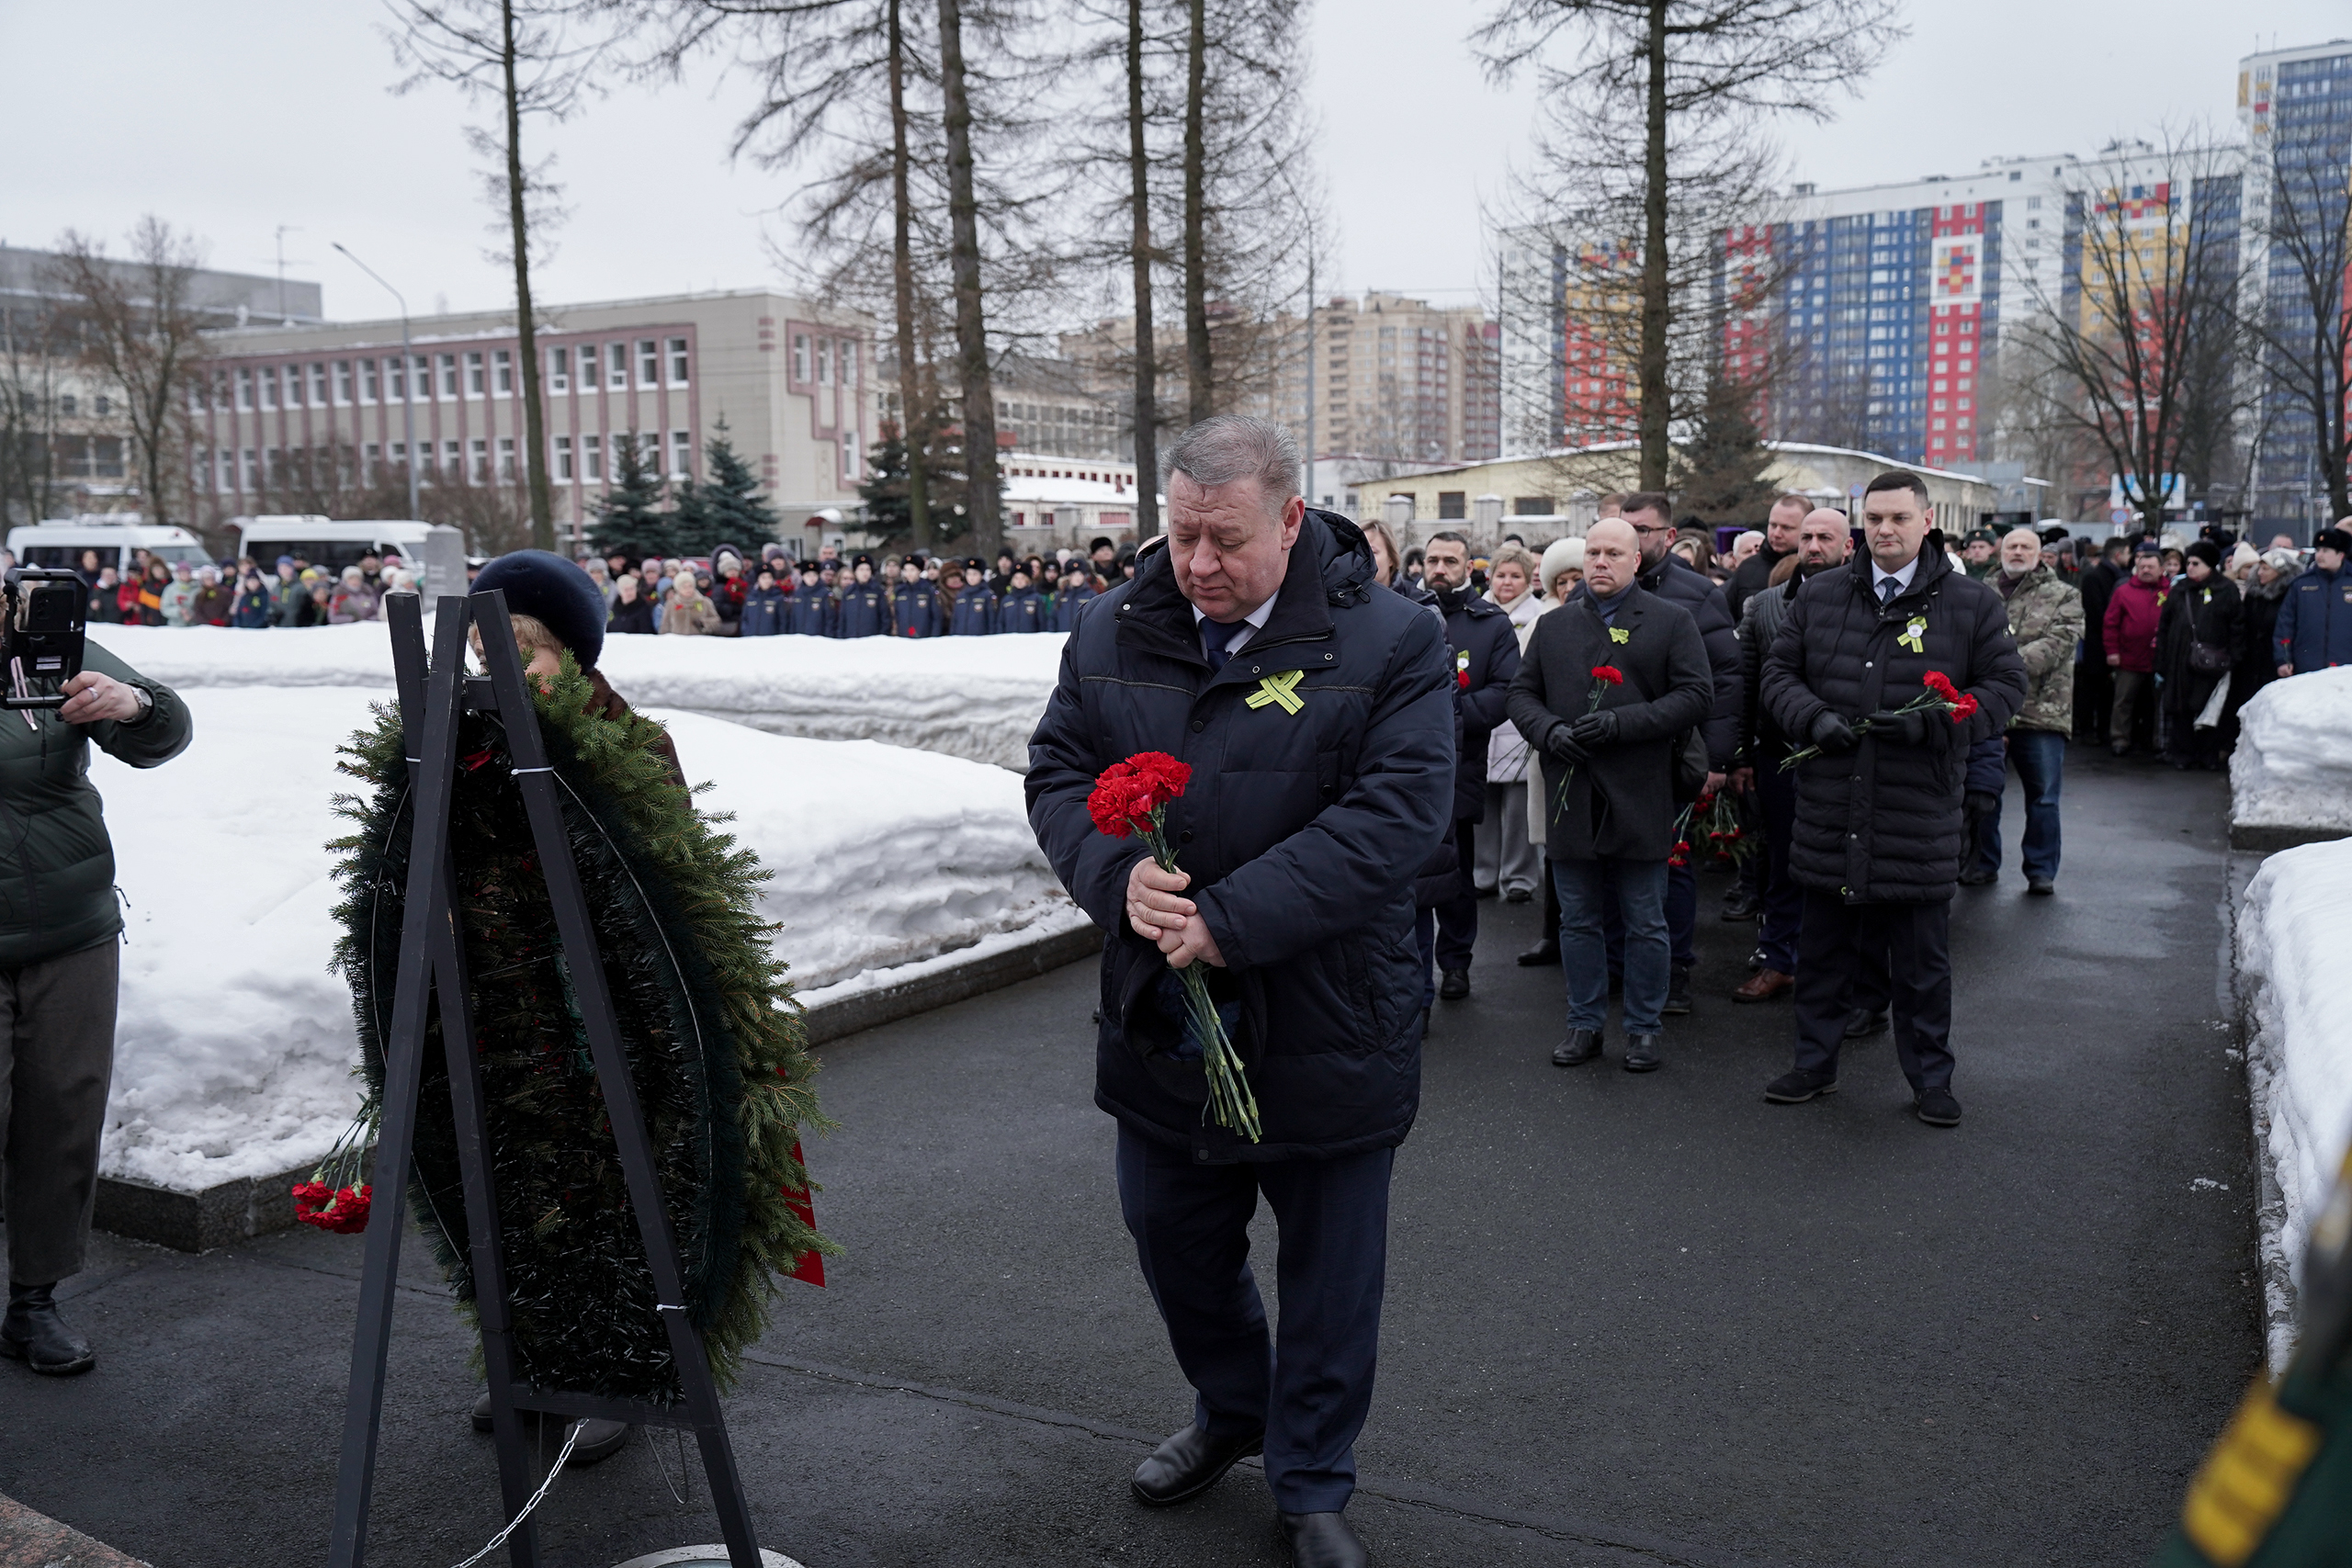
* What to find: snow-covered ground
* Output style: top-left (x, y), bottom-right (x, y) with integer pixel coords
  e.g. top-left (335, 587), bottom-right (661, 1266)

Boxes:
top-left (2239, 837), bottom-right (2352, 1366)
top-left (2233, 668), bottom-right (2352, 832)
top-left (91, 686), bottom-right (1074, 1193)
top-left (90, 622), bottom-right (1068, 771)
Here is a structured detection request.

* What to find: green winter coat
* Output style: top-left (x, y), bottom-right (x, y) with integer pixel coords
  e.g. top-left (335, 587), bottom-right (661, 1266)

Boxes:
top-left (2000, 565), bottom-right (2084, 735)
top-left (0, 641), bottom-right (192, 965)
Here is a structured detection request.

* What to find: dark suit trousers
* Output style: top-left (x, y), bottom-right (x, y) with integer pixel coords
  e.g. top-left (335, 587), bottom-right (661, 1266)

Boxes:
top-left (1115, 1123), bottom-right (1394, 1514)
top-left (1434, 816), bottom-right (1480, 971)
top-left (1792, 891), bottom-right (1954, 1091)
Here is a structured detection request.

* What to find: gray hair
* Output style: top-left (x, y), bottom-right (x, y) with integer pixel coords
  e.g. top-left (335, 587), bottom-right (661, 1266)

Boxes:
top-left (1161, 414), bottom-right (1301, 514)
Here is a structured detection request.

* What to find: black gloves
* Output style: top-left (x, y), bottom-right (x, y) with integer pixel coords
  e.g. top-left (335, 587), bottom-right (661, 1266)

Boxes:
top-left (1809, 712), bottom-right (1858, 754)
top-left (1963, 790), bottom-right (2000, 820)
top-left (1566, 710), bottom-right (1620, 750)
top-left (1545, 724), bottom-right (1592, 765)
top-left (1864, 708), bottom-right (1931, 746)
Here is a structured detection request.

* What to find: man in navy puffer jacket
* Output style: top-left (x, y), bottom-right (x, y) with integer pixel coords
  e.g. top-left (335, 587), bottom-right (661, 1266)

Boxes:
top-left (1028, 416), bottom-right (1452, 1568)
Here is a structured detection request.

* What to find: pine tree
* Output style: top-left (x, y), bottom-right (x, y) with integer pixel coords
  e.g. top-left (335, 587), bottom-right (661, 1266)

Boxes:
top-left (860, 419), bottom-right (970, 547)
top-left (586, 432), bottom-right (674, 558)
top-left (1675, 369), bottom-right (1779, 525)
top-left (672, 418), bottom-right (782, 556)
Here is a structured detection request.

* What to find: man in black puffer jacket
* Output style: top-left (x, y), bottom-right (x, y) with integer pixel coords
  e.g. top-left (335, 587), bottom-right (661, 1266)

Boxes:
top-left (1420, 529), bottom-right (1520, 1004)
top-left (1028, 415), bottom-right (1453, 1568)
top-left (1759, 470), bottom-right (2027, 1127)
top-left (1620, 493), bottom-right (1740, 1010)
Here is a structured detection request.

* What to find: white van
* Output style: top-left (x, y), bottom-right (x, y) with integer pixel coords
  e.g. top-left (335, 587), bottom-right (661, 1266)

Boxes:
top-left (233, 516), bottom-right (468, 598)
top-left (6, 515), bottom-right (213, 576)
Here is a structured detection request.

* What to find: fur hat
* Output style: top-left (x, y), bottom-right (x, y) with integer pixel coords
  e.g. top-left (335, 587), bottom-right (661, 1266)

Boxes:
top-left (2184, 539), bottom-right (2223, 570)
top-left (1539, 536), bottom-right (1586, 592)
top-left (472, 549), bottom-right (607, 670)
top-left (2315, 527), bottom-right (2352, 555)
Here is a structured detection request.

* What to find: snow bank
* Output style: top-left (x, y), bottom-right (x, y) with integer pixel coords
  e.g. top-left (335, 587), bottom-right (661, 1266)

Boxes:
top-left (89, 686), bottom-right (1071, 1193)
top-left (88, 622), bottom-right (1067, 771)
top-left (2233, 668), bottom-right (2352, 831)
top-left (2239, 837), bottom-right (2352, 1353)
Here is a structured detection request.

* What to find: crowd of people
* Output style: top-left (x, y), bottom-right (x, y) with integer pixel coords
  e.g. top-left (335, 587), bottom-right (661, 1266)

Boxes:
top-left (582, 538), bottom-right (1138, 639)
top-left (37, 545), bottom-right (424, 629)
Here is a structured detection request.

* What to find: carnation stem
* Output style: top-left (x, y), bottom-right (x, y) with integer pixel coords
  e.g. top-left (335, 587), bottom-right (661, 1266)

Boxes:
top-left (1138, 819), bottom-right (1263, 1143)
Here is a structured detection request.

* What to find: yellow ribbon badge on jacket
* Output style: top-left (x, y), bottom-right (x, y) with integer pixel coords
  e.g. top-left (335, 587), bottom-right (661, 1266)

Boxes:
top-left (1610, 626), bottom-right (1631, 645)
top-left (1898, 616), bottom-right (1927, 653)
top-left (1246, 669), bottom-right (1306, 715)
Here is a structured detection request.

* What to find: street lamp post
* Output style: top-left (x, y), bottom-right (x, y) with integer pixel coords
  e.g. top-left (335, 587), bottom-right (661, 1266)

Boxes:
top-left (332, 243), bottom-right (420, 522)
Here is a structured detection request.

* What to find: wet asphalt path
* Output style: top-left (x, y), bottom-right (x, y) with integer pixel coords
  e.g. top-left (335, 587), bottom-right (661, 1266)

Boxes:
top-left (0, 750), bottom-right (2256, 1566)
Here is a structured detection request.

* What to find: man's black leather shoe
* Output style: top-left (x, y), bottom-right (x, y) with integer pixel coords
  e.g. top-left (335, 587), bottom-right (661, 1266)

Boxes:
top-left (1842, 1008), bottom-right (1890, 1042)
top-left (1132, 1422), bottom-right (1263, 1506)
top-left (1552, 1029), bottom-right (1601, 1066)
top-left (2, 1281), bottom-right (95, 1376)
top-left (1719, 889), bottom-right (1760, 921)
top-left (1915, 1087), bottom-right (1962, 1127)
top-left (1763, 1069), bottom-right (1838, 1104)
top-left (1438, 967), bottom-right (1470, 1001)
top-left (1662, 965), bottom-right (1692, 1016)
top-left (1623, 1033), bottom-right (1662, 1073)
top-left (469, 1393), bottom-right (632, 1466)
top-left (1277, 1510), bottom-right (1368, 1567)
top-left (1515, 941), bottom-right (1559, 967)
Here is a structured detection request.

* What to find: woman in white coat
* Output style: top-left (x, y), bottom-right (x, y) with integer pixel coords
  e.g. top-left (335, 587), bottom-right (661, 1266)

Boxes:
top-left (1474, 543), bottom-right (1548, 901)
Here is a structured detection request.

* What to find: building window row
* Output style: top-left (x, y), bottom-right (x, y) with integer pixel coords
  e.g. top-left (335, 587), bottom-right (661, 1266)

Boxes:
top-left (199, 338), bottom-right (690, 412)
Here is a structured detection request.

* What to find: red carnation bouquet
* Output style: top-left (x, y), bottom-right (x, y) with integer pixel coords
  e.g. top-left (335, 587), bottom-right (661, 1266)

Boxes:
top-left (1669, 791), bottom-right (1756, 869)
top-left (1780, 671), bottom-right (1978, 770)
top-left (1550, 665), bottom-right (1623, 822)
top-left (292, 1107), bottom-right (375, 1234)
top-left (1089, 751), bottom-right (1262, 1143)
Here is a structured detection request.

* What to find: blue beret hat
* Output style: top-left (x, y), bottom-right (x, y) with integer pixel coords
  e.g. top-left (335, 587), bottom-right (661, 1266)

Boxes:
top-left (471, 549), bottom-right (606, 670)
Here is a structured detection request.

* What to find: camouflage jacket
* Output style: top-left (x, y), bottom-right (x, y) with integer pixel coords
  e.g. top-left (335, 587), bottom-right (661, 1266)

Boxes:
top-left (2002, 565), bottom-right (2085, 734)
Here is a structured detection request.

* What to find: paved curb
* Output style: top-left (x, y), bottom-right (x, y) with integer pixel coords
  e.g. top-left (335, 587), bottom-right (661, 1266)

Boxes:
top-left (0, 1491), bottom-right (151, 1567)
top-left (2227, 848), bottom-right (2301, 1372)
top-left (89, 919), bottom-right (1104, 1254)
top-left (2227, 820), bottom-right (2351, 852)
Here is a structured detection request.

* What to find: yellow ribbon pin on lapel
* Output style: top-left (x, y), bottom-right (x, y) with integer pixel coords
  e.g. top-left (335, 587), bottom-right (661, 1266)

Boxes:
top-left (1898, 616), bottom-right (1927, 653)
top-left (1246, 669), bottom-right (1306, 715)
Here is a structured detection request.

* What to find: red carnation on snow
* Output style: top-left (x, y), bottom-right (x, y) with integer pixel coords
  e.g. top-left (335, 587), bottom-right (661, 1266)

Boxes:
top-left (1589, 665), bottom-right (1624, 685)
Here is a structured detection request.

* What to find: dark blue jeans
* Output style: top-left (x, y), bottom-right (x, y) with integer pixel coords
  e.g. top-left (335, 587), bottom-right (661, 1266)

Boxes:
top-left (1115, 1124), bottom-right (1395, 1514)
top-left (1555, 857), bottom-right (1670, 1034)
top-left (1973, 730), bottom-right (2065, 882)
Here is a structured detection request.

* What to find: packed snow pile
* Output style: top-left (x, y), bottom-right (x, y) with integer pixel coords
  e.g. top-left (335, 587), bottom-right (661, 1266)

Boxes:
top-left (2233, 668), bottom-right (2352, 832)
top-left (89, 621), bottom-right (1069, 771)
top-left (2239, 837), bottom-right (2352, 1353)
top-left (90, 686), bottom-right (1075, 1194)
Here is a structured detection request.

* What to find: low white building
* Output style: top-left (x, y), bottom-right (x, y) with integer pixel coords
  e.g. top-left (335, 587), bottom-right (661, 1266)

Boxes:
top-left (1001, 451), bottom-right (1148, 552)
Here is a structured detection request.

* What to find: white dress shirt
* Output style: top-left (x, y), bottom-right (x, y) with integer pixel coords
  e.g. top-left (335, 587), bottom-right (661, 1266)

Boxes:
top-left (1193, 590), bottom-right (1280, 656)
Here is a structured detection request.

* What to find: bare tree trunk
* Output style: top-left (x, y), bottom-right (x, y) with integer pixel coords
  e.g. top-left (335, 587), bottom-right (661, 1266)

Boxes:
top-left (888, 0), bottom-right (932, 548)
top-left (1635, 0), bottom-right (1669, 491)
top-left (1182, 0), bottom-right (1211, 425)
top-left (936, 0), bottom-right (1001, 557)
top-left (503, 0), bottom-right (556, 552)
top-left (1128, 0), bottom-right (1162, 537)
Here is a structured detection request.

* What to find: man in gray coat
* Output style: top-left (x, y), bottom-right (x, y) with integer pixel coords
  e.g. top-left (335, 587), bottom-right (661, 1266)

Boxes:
top-left (1506, 519), bottom-right (1713, 1072)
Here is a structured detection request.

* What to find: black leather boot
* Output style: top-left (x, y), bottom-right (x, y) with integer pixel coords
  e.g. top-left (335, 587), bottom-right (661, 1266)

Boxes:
top-left (1277, 1510), bottom-right (1369, 1567)
top-left (1132, 1422), bottom-right (1263, 1506)
top-left (469, 1392), bottom-right (632, 1466)
top-left (2, 1280), bottom-right (96, 1376)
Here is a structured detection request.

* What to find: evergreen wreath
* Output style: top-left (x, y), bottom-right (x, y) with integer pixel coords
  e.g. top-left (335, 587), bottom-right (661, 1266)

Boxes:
top-left (330, 655), bottom-right (830, 1402)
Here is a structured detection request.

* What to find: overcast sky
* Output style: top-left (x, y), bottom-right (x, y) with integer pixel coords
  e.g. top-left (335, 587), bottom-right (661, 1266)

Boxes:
top-left (7, 0), bottom-right (2346, 324)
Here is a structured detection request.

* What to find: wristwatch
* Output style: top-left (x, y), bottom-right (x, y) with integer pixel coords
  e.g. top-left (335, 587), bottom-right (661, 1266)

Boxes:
top-left (128, 684), bottom-right (154, 723)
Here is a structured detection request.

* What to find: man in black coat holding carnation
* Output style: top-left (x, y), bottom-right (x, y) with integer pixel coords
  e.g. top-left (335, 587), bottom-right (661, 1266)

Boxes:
top-left (1506, 518), bottom-right (1713, 1072)
top-left (1028, 415), bottom-right (1453, 1568)
top-left (1759, 471), bottom-right (2027, 1126)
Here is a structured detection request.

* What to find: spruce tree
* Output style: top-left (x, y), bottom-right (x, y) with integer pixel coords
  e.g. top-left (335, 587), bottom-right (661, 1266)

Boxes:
top-left (586, 433), bottom-right (674, 558)
top-left (672, 418), bottom-right (782, 556)
top-left (1675, 369), bottom-right (1779, 525)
